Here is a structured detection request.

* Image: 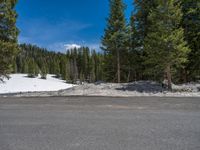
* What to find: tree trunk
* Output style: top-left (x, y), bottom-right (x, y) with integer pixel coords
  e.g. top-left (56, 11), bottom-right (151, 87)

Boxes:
top-left (166, 65), bottom-right (172, 91)
top-left (127, 66), bottom-right (130, 83)
top-left (134, 71), bottom-right (137, 81)
top-left (182, 68), bottom-right (187, 83)
top-left (117, 49), bottom-right (120, 83)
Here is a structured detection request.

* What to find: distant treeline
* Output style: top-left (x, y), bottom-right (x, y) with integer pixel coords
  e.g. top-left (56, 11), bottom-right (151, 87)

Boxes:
top-left (14, 44), bottom-right (104, 83)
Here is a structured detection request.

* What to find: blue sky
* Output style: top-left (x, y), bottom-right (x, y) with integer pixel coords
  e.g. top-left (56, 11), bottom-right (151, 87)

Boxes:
top-left (16, 0), bottom-right (133, 52)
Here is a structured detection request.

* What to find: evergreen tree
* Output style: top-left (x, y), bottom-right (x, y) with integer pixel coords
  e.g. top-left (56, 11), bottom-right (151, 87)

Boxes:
top-left (91, 50), bottom-right (99, 81)
top-left (96, 53), bottom-right (104, 81)
top-left (34, 63), bottom-right (39, 77)
top-left (55, 61), bottom-right (60, 78)
top-left (16, 44), bottom-right (104, 83)
top-left (131, 0), bottom-right (158, 80)
top-left (133, 0), bottom-right (157, 47)
top-left (16, 56), bottom-right (23, 72)
top-left (41, 63), bottom-right (47, 79)
top-left (83, 47), bottom-right (90, 81)
top-left (65, 59), bottom-right (70, 81)
top-left (181, 0), bottom-right (200, 81)
top-left (12, 58), bottom-right (17, 73)
top-left (127, 15), bottom-right (141, 81)
top-left (60, 56), bottom-right (68, 80)
top-left (71, 58), bottom-right (78, 83)
top-left (28, 59), bottom-right (35, 78)
top-left (0, 0), bottom-right (19, 80)
top-left (89, 51), bottom-right (96, 82)
top-left (22, 59), bottom-right (28, 73)
top-left (102, 0), bottom-right (128, 83)
top-left (68, 49), bottom-right (78, 83)
top-left (144, 0), bottom-right (190, 90)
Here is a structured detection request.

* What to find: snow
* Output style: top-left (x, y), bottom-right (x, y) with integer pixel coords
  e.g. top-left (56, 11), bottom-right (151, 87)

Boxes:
top-left (58, 81), bottom-right (200, 97)
top-left (0, 74), bottom-right (73, 94)
top-left (172, 83), bottom-right (200, 92)
top-left (0, 76), bottom-right (200, 97)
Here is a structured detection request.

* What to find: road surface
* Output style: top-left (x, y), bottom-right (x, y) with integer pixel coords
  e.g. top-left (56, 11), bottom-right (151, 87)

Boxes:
top-left (0, 96), bottom-right (200, 150)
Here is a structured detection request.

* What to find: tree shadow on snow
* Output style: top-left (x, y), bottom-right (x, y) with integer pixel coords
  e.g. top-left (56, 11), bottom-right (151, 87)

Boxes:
top-left (116, 81), bottom-right (164, 93)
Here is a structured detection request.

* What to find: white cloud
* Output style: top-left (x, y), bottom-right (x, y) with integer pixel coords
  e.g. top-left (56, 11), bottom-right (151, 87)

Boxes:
top-left (86, 43), bottom-right (101, 51)
top-left (64, 43), bottom-right (101, 52)
top-left (64, 44), bottom-right (81, 50)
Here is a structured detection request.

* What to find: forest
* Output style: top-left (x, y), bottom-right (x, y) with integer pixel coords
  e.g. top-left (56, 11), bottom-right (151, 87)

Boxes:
top-left (0, 0), bottom-right (199, 90)
top-left (14, 44), bottom-right (104, 83)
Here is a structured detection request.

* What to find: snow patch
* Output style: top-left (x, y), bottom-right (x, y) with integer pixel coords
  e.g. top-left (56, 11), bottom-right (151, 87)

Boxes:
top-left (58, 81), bottom-right (200, 97)
top-left (0, 77), bottom-right (199, 97)
top-left (0, 74), bottom-right (73, 94)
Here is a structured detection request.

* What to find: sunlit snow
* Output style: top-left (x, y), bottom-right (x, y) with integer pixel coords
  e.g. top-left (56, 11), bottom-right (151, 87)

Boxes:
top-left (0, 74), bottom-right (73, 94)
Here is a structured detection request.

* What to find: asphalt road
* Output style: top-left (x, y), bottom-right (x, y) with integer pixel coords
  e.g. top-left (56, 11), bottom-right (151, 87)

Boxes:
top-left (0, 96), bottom-right (200, 150)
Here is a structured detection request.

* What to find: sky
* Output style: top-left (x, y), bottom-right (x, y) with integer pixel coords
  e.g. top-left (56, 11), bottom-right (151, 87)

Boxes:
top-left (16, 0), bottom-right (133, 52)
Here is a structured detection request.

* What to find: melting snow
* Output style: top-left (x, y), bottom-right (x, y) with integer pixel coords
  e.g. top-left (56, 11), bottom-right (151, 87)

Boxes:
top-left (0, 74), bottom-right (73, 94)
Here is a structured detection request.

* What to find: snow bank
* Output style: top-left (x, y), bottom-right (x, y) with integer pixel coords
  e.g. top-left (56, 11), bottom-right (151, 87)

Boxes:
top-left (0, 74), bottom-right (73, 94)
top-left (172, 83), bottom-right (200, 92)
top-left (0, 77), bottom-right (199, 97)
top-left (56, 81), bottom-right (200, 97)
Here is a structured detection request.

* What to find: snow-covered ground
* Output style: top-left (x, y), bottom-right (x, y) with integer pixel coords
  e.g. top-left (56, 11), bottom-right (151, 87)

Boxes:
top-left (57, 81), bottom-right (200, 97)
top-left (0, 74), bottom-right (73, 94)
top-left (0, 74), bottom-right (200, 97)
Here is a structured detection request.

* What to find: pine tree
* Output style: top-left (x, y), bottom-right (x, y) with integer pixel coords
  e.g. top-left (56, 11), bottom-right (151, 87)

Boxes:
top-left (68, 49), bottom-right (78, 83)
top-left (52, 60), bottom-right (60, 78)
top-left (12, 58), bottom-right (17, 73)
top-left (65, 59), bottom-right (70, 82)
top-left (181, 0), bottom-right (200, 81)
top-left (34, 63), bottom-right (39, 77)
top-left (91, 50), bottom-right (99, 81)
top-left (89, 51), bottom-right (96, 82)
top-left (15, 43), bottom-right (104, 83)
top-left (28, 59), bottom-right (35, 78)
top-left (144, 0), bottom-right (190, 90)
top-left (60, 56), bottom-right (68, 80)
top-left (41, 63), bottom-right (47, 79)
top-left (96, 53), bottom-right (104, 81)
top-left (0, 0), bottom-right (19, 80)
top-left (22, 59), bottom-right (28, 73)
top-left (133, 0), bottom-right (157, 48)
top-left (16, 56), bottom-right (23, 72)
top-left (102, 0), bottom-right (128, 83)
top-left (131, 0), bottom-right (158, 80)
top-left (127, 15), bottom-right (140, 81)
top-left (82, 47), bottom-right (89, 81)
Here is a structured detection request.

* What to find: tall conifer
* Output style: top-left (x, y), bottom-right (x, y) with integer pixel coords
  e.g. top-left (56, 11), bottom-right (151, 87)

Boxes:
top-left (0, 0), bottom-right (19, 80)
top-left (102, 0), bottom-right (127, 83)
top-left (144, 0), bottom-right (190, 90)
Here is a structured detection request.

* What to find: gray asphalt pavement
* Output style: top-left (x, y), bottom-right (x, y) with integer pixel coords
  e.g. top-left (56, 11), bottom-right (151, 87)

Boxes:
top-left (0, 96), bottom-right (200, 150)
